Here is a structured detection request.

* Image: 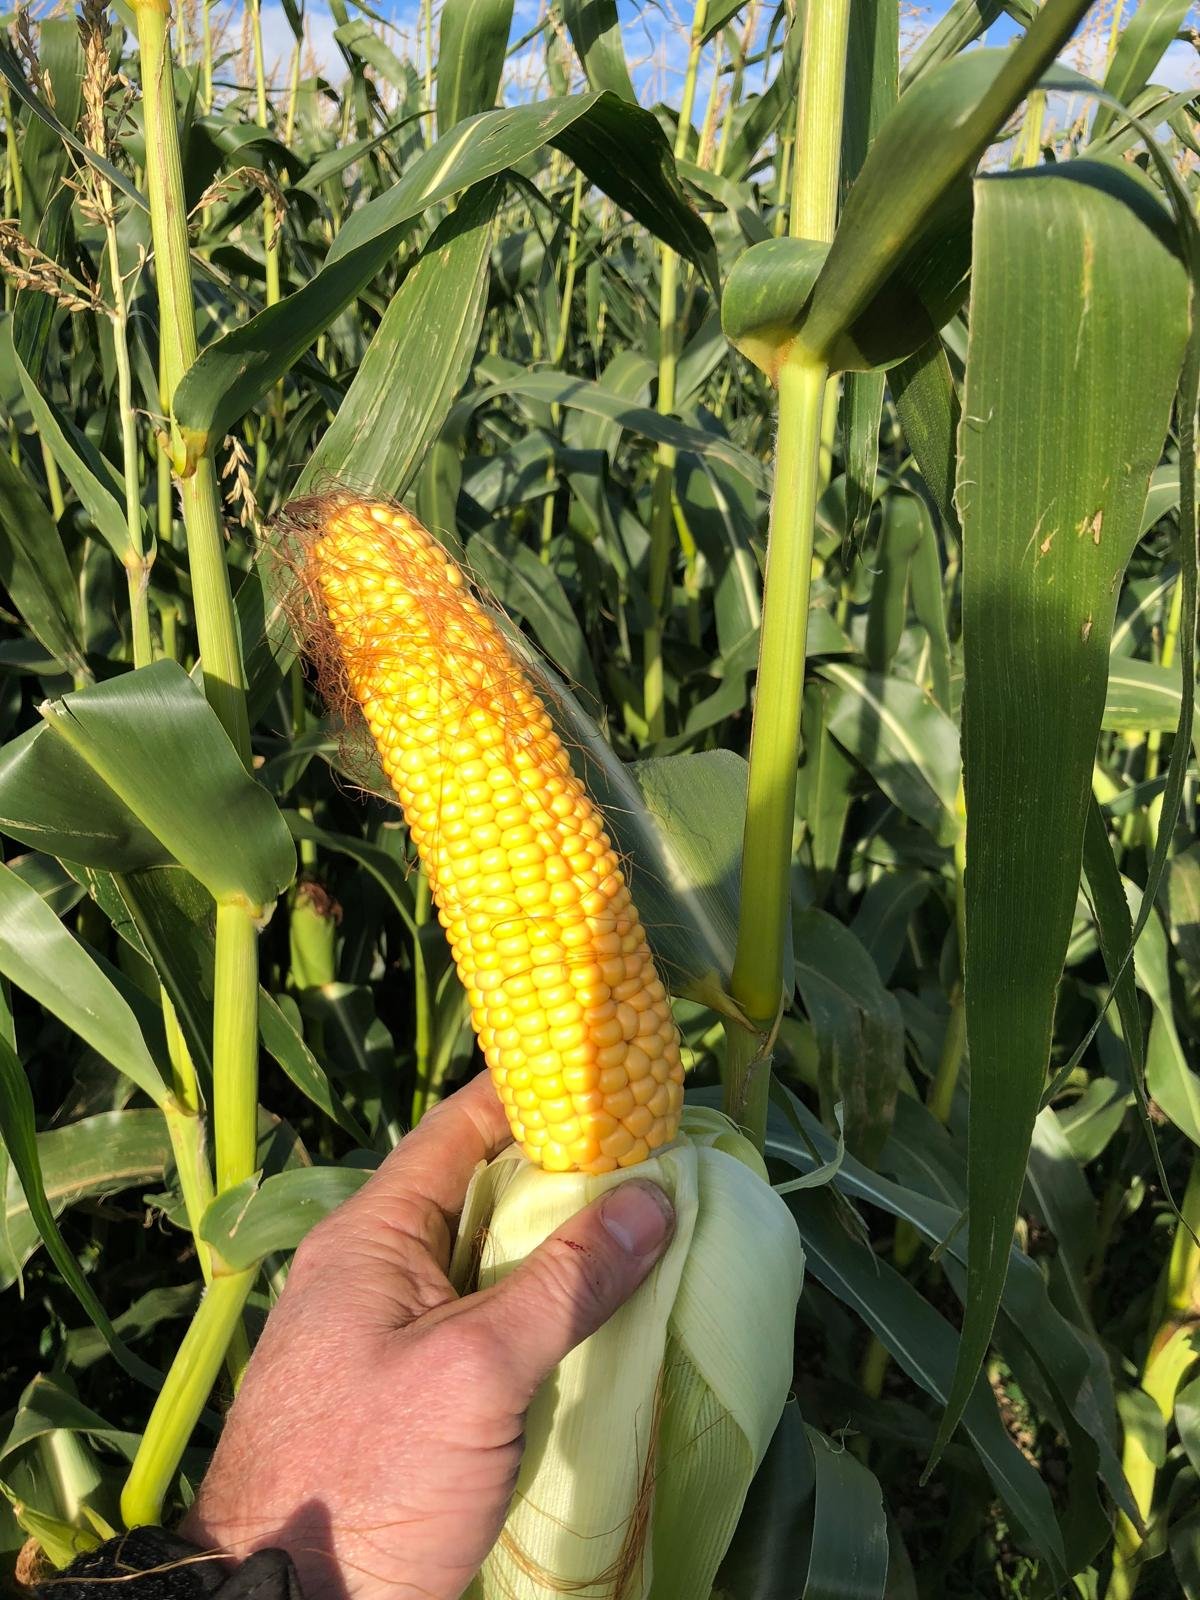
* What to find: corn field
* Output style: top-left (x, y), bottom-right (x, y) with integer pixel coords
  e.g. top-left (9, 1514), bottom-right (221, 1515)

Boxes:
top-left (0, 0), bottom-right (1198, 1595)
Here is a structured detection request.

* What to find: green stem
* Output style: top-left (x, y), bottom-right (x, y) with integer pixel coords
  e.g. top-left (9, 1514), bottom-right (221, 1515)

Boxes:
top-left (134, 0), bottom-right (250, 764)
top-left (250, 0), bottom-right (281, 310)
top-left (1145, 573), bottom-right (1183, 842)
top-left (160, 993), bottom-right (218, 1279)
top-left (714, 1), bottom-right (756, 177)
top-left (162, 1098), bottom-right (214, 1280)
top-left (40, 439), bottom-right (65, 520)
top-left (1017, 89), bottom-right (1046, 168)
top-left (422, 0), bottom-right (435, 145)
top-left (1163, 1158), bottom-right (1200, 1324)
top-left (1108, 1322), bottom-right (1200, 1600)
top-left (772, 124), bottom-right (794, 237)
top-left (284, 31), bottom-right (302, 146)
top-left (723, 0), bottom-right (850, 1149)
top-left (120, 1268), bottom-right (256, 1529)
top-left (869, 784), bottom-right (968, 1386)
top-left (127, 889), bottom-right (262, 1514)
top-left (202, 0), bottom-right (213, 110)
top-left (553, 172), bottom-right (585, 367)
top-left (160, 600), bottom-right (180, 661)
top-left (928, 786), bottom-right (969, 1123)
top-left (1106, 1160), bottom-right (1200, 1599)
top-left (790, 0), bottom-right (853, 242)
top-left (724, 356), bottom-right (828, 1138)
top-left (644, 0), bottom-right (709, 742)
top-left (4, 84), bottom-right (23, 216)
top-left (98, 198), bottom-right (154, 669)
top-left (927, 984), bottom-right (967, 1127)
top-left (212, 902), bottom-right (260, 1195)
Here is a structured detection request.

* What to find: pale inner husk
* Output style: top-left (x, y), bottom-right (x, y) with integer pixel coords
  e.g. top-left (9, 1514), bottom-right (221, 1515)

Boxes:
top-left (451, 1127), bottom-right (805, 1600)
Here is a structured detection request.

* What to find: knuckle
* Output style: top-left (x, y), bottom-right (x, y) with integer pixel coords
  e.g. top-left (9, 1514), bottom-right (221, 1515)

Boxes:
top-left (289, 1217), bottom-right (340, 1283)
top-left (432, 1311), bottom-right (503, 1376)
top-left (529, 1236), bottom-right (614, 1329)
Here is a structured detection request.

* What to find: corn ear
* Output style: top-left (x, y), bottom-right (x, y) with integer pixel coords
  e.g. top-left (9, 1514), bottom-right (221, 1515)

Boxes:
top-left (302, 499), bottom-right (685, 1173)
top-left (451, 1108), bottom-right (804, 1600)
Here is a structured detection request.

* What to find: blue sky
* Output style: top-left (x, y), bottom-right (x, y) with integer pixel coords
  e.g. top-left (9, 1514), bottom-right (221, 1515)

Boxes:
top-left (253, 1), bottom-right (1198, 101)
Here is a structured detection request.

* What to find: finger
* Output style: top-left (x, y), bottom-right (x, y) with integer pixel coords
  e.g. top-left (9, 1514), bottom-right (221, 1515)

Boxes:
top-left (338, 1072), bottom-right (513, 1261)
top-left (456, 1180), bottom-right (675, 1402)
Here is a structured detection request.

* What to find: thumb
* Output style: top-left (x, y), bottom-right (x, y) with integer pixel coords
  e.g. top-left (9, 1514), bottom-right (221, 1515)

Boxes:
top-left (468, 1179), bottom-right (675, 1402)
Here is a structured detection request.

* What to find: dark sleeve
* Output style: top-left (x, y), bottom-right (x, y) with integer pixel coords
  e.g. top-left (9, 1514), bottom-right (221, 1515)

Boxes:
top-left (32, 1527), bottom-right (303, 1600)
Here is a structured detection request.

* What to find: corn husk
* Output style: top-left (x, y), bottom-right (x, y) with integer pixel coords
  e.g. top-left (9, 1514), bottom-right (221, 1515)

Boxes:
top-left (451, 1109), bottom-right (804, 1600)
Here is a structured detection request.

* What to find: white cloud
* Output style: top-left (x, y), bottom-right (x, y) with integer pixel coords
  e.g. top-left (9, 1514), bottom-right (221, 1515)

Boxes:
top-left (249, 1), bottom-right (425, 90)
top-left (255, 4), bottom-right (341, 85)
top-left (1156, 37), bottom-right (1199, 93)
top-left (226, 1), bottom-right (1200, 119)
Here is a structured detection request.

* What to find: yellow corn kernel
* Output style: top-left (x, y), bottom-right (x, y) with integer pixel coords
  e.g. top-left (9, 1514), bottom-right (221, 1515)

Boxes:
top-left (305, 498), bottom-right (684, 1173)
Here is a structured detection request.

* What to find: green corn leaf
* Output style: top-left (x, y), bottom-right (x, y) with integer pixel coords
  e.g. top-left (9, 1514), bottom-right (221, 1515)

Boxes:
top-left (938, 159), bottom-right (1189, 1472)
top-left (31, 661), bottom-right (295, 910)
top-left (173, 94), bottom-right (717, 461)
top-left (472, 369), bottom-right (765, 491)
top-left (0, 1036), bottom-right (162, 1390)
top-left (890, 337), bottom-right (961, 540)
top-left (9, 341), bottom-right (137, 562)
top-left (792, 908), bottom-right (903, 1168)
top-left (562, 0), bottom-right (637, 101)
top-left (1078, 801), bottom-right (1152, 1158)
top-left (712, 1399), bottom-right (813, 1600)
top-left (803, 0), bottom-right (1095, 368)
top-left (437, 0), bottom-right (515, 134)
top-left (1102, 655), bottom-right (1183, 733)
top-left (788, 1186), bottom-right (1068, 1581)
top-left (9, 20), bottom-right (85, 373)
top-left (200, 1166), bottom-right (371, 1269)
top-left (700, 1), bottom-right (752, 47)
top-left (802, 1427), bottom-right (889, 1600)
top-left (2, 1110), bottom-right (171, 1292)
top-left (841, 371), bottom-right (885, 557)
top-left (797, 682), bottom-right (856, 905)
top-left (0, 446), bottom-right (87, 680)
top-left (298, 179), bottom-right (502, 499)
top-left (816, 661), bottom-right (960, 844)
top-left (1091, 0), bottom-right (1191, 144)
top-left (0, 863), bottom-right (166, 1105)
top-left (334, 19), bottom-right (415, 98)
top-left (0, 37), bottom-right (142, 213)
top-left (908, 505), bottom-right (954, 712)
top-left (466, 528), bottom-right (601, 704)
top-left (864, 495), bottom-right (927, 674)
top-left (900, 0), bottom-right (1009, 91)
top-left (773, 1084), bottom-right (1133, 1527)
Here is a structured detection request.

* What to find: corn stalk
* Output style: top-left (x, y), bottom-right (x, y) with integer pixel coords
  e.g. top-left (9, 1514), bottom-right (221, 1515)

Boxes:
top-left (723, 0), bottom-right (852, 1147)
top-left (121, 0), bottom-right (263, 1528)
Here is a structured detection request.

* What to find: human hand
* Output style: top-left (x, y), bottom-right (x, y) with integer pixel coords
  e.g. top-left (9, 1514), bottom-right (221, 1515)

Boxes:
top-left (181, 1073), bottom-right (675, 1600)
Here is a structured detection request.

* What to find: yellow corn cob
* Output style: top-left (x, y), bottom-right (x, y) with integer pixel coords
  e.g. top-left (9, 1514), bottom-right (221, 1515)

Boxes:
top-left (305, 498), bottom-right (685, 1173)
